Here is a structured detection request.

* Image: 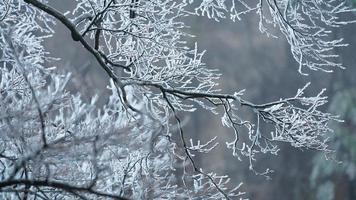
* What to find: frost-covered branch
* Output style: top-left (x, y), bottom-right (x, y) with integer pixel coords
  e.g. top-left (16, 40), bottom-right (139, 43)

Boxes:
top-left (0, 0), bottom-right (354, 199)
top-left (193, 0), bottom-right (356, 74)
top-left (124, 79), bottom-right (338, 176)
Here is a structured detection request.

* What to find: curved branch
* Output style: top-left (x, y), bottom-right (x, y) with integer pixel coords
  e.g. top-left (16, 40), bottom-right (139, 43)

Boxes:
top-left (0, 179), bottom-right (128, 200)
top-left (23, 0), bottom-right (138, 113)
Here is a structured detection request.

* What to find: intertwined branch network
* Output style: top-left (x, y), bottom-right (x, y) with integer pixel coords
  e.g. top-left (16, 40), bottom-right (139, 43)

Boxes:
top-left (0, 0), bottom-right (354, 199)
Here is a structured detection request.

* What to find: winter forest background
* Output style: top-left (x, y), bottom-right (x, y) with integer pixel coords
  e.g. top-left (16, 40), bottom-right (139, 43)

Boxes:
top-left (1, 0), bottom-right (356, 199)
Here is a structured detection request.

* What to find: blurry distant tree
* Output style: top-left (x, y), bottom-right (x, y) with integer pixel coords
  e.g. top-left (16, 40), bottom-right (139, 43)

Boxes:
top-left (0, 0), bottom-right (355, 199)
top-left (311, 90), bottom-right (356, 200)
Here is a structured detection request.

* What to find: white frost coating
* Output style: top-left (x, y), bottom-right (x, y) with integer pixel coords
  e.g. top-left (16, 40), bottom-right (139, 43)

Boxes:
top-left (0, 0), bottom-right (354, 199)
top-left (193, 0), bottom-right (356, 74)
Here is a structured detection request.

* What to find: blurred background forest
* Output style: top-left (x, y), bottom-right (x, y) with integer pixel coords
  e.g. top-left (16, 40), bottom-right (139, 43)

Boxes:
top-left (44, 1), bottom-right (356, 199)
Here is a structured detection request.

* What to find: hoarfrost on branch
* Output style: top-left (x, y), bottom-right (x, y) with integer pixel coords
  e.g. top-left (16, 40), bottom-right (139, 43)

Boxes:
top-left (0, 0), bottom-right (354, 199)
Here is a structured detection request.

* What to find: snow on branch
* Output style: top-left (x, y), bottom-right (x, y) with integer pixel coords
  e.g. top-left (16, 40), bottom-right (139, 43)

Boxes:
top-left (0, 0), bottom-right (354, 199)
top-left (193, 0), bottom-right (356, 74)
